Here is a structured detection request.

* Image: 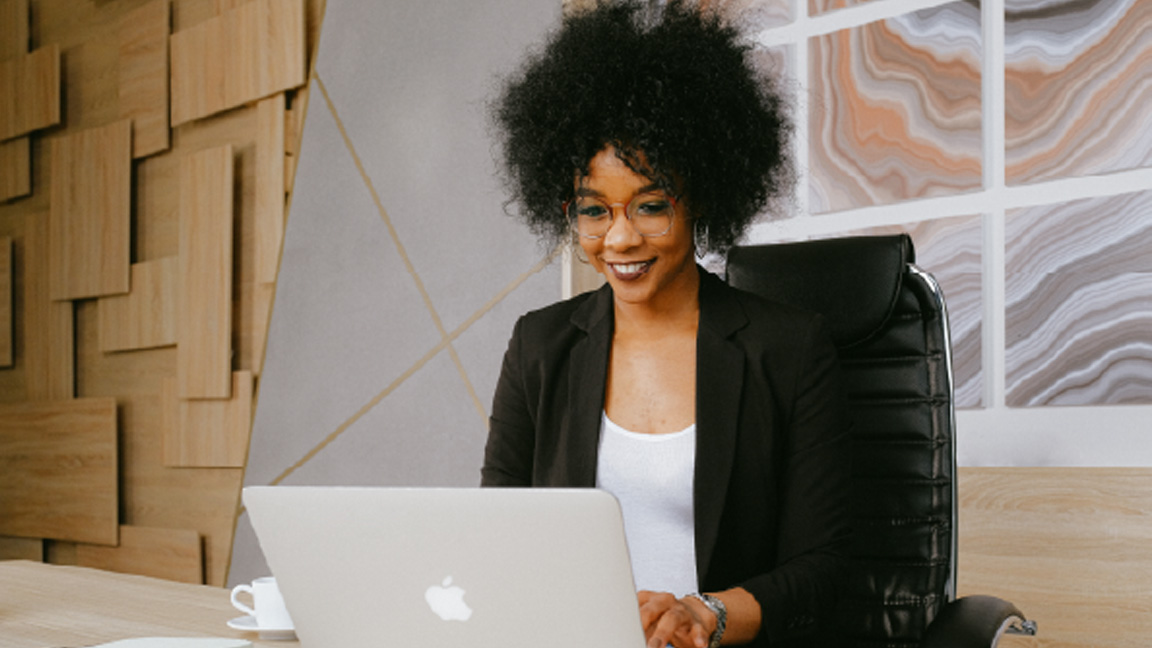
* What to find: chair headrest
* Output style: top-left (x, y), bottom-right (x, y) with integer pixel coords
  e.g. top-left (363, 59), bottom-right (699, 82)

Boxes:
top-left (725, 235), bottom-right (913, 348)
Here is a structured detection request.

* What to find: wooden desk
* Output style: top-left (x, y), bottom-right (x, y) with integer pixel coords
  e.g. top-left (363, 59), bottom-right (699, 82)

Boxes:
top-left (0, 561), bottom-right (299, 647)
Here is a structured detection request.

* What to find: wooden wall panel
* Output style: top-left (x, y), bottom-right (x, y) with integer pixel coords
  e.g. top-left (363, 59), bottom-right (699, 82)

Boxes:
top-left (24, 213), bottom-right (73, 401)
top-left (75, 525), bottom-right (203, 584)
top-left (177, 145), bottom-right (233, 399)
top-left (48, 119), bottom-right (132, 301)
top-left (0, 45), bottom-right (60, 140)
top-left (241, 282), bottom-right (274, 377)
top-left (0, 398), bottom-right (118, 546)
top-left (0, 137), bottom-right (30, 202)
top-left (284, 83), bottom-right (307, 190)
top-left (0, 0), bottom-right (31, 203)
top-left (99, 256), bottom-right (178, 352)
top-left (1, 0), bottom-right (324, 588)
top-left (170, 0), bottom-right (305, 126)
top-left (118, 0), bottom-right (171, 159)
top-left (162, 371), bottom-right (252, 467)
top-left (0, 536), bottom-right (43, 561)
top-left (214, 0), bottom-right (249, 14)
top-left (71, 300), bottom-right (240, 588)
top-left (60, 29), bottom-right (121, 133)
top-left (0, 0), bottom-right (29, 60)
top-left (0, 236), bottom-right (10, 366)
top-left (958, 467), bottom-right (1152, 648)
top-left (255, 93), bottom-right (285, 285)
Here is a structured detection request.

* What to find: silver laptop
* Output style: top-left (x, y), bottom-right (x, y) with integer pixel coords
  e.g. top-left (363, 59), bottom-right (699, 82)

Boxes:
top-left (243, 486), bottom-right (646, 648)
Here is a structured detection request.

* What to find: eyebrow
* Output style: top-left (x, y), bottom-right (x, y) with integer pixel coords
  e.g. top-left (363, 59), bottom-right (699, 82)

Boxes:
top-left (574, 183), bottom-right (665, 198)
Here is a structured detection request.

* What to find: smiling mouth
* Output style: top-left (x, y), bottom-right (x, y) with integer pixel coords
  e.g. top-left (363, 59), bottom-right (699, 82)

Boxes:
top-left (607, 260), bottom-right (654, 280)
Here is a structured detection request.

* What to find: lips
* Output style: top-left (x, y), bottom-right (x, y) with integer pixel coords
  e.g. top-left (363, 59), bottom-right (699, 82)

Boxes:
top-left (607, 259), bottom-right (654, 280)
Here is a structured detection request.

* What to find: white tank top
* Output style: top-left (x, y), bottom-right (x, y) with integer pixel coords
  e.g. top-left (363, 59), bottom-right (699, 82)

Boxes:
top-left (595, 411), bottom-right (698, 596)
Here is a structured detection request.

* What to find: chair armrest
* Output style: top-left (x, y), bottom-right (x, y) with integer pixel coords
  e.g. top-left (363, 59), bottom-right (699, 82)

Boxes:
top-left (921, 595), bottom-right (1037, 648)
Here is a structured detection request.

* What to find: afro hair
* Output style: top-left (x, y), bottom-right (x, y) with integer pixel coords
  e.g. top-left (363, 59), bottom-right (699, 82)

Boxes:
top-left (491, 0), bottom-right (794, 254)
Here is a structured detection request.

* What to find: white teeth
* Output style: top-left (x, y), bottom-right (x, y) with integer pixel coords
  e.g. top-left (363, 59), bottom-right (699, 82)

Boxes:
top-left (610, 262), bottom-right (648, 274)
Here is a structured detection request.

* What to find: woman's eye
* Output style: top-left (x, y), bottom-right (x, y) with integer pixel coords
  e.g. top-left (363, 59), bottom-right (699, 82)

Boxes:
top-left (577, 204), bottom-right (609, 219)
top-left (635, 199), bottom-right (671, 215)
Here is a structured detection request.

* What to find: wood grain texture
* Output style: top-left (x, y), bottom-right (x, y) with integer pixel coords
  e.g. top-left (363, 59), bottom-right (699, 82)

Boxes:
top-left (48, 119), bottom-right (132, 301)
top-left (178, 145), bottom-right (234, 399)
top-left (0, 2), bottom-right (28, 202)
top-left (24, 212), bottom-right (73, 401)
top-left (98, 256), bottom-right (178, 352)
top-left (118, 0), bottom-right (171, 159)
top-left (0, 536), bottom-right (43, 561)
top-left (284, 83), bottom-right (307, 190)
top-left (255, 93), bottom-right (285, 284)
top-left (242, 281), bottom-right (275, 377)
top-left (0, 236), bottom-right (10, 366)
top-left (958, 467), bottom-right (1152, 648)
top-left (162, 371), bottom-right (252, 467)
top-left (75, 525), bottom-right (203, 584)
top-left (0, 561), bottom-right (289, 647)
top-left (72, 301), bottom-right (240, 588)
top-left (170, 0), bottom-right (305, 126)
top-left (0, 0), bottom-right (29, 60)
top-left (0, 136), bottom-right (30, 202)
top-left (59, 27), bottom-right (120, 133)
top-left (2, 0), bottom-right (322, 589)
top-left (0, 398), bottom-right (118, 546)
top-left (214, 0), bottom-right (249, 14)
top-left (0, 45), bottom-right (60, 140)
top-left (136, 104), bottom-right (266, 381)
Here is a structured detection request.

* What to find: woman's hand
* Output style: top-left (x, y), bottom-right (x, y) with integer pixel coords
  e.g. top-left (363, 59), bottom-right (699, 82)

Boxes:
top-left (637, 591), bottom-right (716, 648)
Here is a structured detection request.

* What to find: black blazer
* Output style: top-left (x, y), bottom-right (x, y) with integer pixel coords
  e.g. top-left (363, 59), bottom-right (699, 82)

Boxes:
top-left (482, 268), bottom-right (851, 647)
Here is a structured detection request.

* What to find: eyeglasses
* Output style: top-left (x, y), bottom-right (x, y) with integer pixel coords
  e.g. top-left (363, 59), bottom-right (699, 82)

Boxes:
top-left (564, 192), bottom-right (678, 239)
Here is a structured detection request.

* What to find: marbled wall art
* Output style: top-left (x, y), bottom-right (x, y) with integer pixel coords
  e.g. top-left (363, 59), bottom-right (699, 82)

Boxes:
top-left (809, 0), bottom-right (873, 17)
top-left (1005, 0), bottom-right (1152, 184)
top-left (809, 1), bottom-right (982, 213)
top-left (845, 216), bottom-right (985, 408)
top-left (1006, 190), bottom-right (1152, 406)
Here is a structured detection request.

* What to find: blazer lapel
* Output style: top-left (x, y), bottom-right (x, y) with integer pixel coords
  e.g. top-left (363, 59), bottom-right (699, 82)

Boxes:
top-left (693, 271), bottom-right (747, 583)
top-left (562, 284), bottom-right (614, 487)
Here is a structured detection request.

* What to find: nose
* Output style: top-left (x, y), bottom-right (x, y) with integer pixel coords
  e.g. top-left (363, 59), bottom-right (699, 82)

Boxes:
top-left (602, 204), bottom-right (642, 250)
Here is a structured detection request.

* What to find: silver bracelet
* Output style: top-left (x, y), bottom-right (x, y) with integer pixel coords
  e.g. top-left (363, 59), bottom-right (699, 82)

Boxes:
top-left (687, 592), bottom-right (727, 648)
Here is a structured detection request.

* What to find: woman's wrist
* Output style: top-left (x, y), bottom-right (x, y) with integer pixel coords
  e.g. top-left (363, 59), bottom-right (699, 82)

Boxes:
top-left (684, 593), bottom-right (726, 647)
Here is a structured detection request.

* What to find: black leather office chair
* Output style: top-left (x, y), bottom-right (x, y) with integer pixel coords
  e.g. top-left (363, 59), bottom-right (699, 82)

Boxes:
top-left (726, 235), bottom-right (1036, 648)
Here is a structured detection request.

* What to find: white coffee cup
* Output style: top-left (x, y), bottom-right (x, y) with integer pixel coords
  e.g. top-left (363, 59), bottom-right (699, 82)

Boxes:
top-left (230, 576), bottom-right (295, 629)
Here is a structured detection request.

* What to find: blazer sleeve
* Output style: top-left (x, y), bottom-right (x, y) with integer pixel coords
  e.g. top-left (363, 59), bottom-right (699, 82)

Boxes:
top-left (741, 318), bottom-right (852, 644)
top-left (481, 316), bottom-right (536, 486)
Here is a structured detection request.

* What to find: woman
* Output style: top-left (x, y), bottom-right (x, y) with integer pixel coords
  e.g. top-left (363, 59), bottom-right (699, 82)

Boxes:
top-left (482, 2), bottom-right (851, 648)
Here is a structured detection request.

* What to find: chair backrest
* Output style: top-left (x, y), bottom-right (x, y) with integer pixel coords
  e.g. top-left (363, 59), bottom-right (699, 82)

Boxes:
top-left (726, 234), bottom-right (957, 648)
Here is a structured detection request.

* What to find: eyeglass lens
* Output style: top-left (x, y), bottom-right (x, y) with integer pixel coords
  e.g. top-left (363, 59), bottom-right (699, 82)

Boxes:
top-left (569, 193), bottom-right (675, 238)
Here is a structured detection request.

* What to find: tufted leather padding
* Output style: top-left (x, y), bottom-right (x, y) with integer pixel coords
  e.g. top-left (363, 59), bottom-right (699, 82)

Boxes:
top-left (726, 235), bottom-right (913, 349)
top-left (727, 235), bottom-right (956, 647)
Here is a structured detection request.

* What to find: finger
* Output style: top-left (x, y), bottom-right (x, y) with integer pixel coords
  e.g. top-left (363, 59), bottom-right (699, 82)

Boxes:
top-left (670, 610), bottom-right (709, 648)
top-left (689, 622), bottom-right (710, 648)
top-left (637, 592), bottom-right (677, 631)
top-left (647, 604), bottom-right (696, 648)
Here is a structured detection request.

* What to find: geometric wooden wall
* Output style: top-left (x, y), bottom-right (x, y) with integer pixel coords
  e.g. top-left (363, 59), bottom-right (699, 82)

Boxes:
top-left (0, 0), bottom-right (35, 202)
top-left (0, 0), bottom-right (320, 587)
top-left (0, 398), bottom-right (118, 546)
top-left (171, 0), bottom-right (305, 126)
top-left (48, 120), bottom-right (132, 301)
top-left (177, 145), bottom-right (234, 399)
top-left (0, 236), bottom-right (10, 367)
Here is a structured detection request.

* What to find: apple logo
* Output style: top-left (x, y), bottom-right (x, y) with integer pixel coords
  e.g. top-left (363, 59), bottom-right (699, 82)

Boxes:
top-left (425, 576), bottom-right (473, 621)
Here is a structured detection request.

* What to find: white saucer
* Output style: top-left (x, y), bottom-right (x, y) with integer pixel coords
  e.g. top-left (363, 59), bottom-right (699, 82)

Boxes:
top-left (227, 615), bottom-right (297, 641)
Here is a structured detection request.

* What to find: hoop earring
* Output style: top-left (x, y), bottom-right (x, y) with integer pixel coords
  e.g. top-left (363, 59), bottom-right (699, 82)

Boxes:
top-left (694, 221), bottom-right (709, 257)
top-left (571, 236), bottom-right (590, 265)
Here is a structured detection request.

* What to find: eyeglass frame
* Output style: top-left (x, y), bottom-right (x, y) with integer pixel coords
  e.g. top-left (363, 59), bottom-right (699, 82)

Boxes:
top-left (563, 191), bottom-right (680, 240)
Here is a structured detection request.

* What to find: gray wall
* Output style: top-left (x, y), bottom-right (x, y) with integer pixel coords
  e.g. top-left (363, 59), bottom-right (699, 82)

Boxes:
top-left (229, 0), bottom-right (563, 585)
